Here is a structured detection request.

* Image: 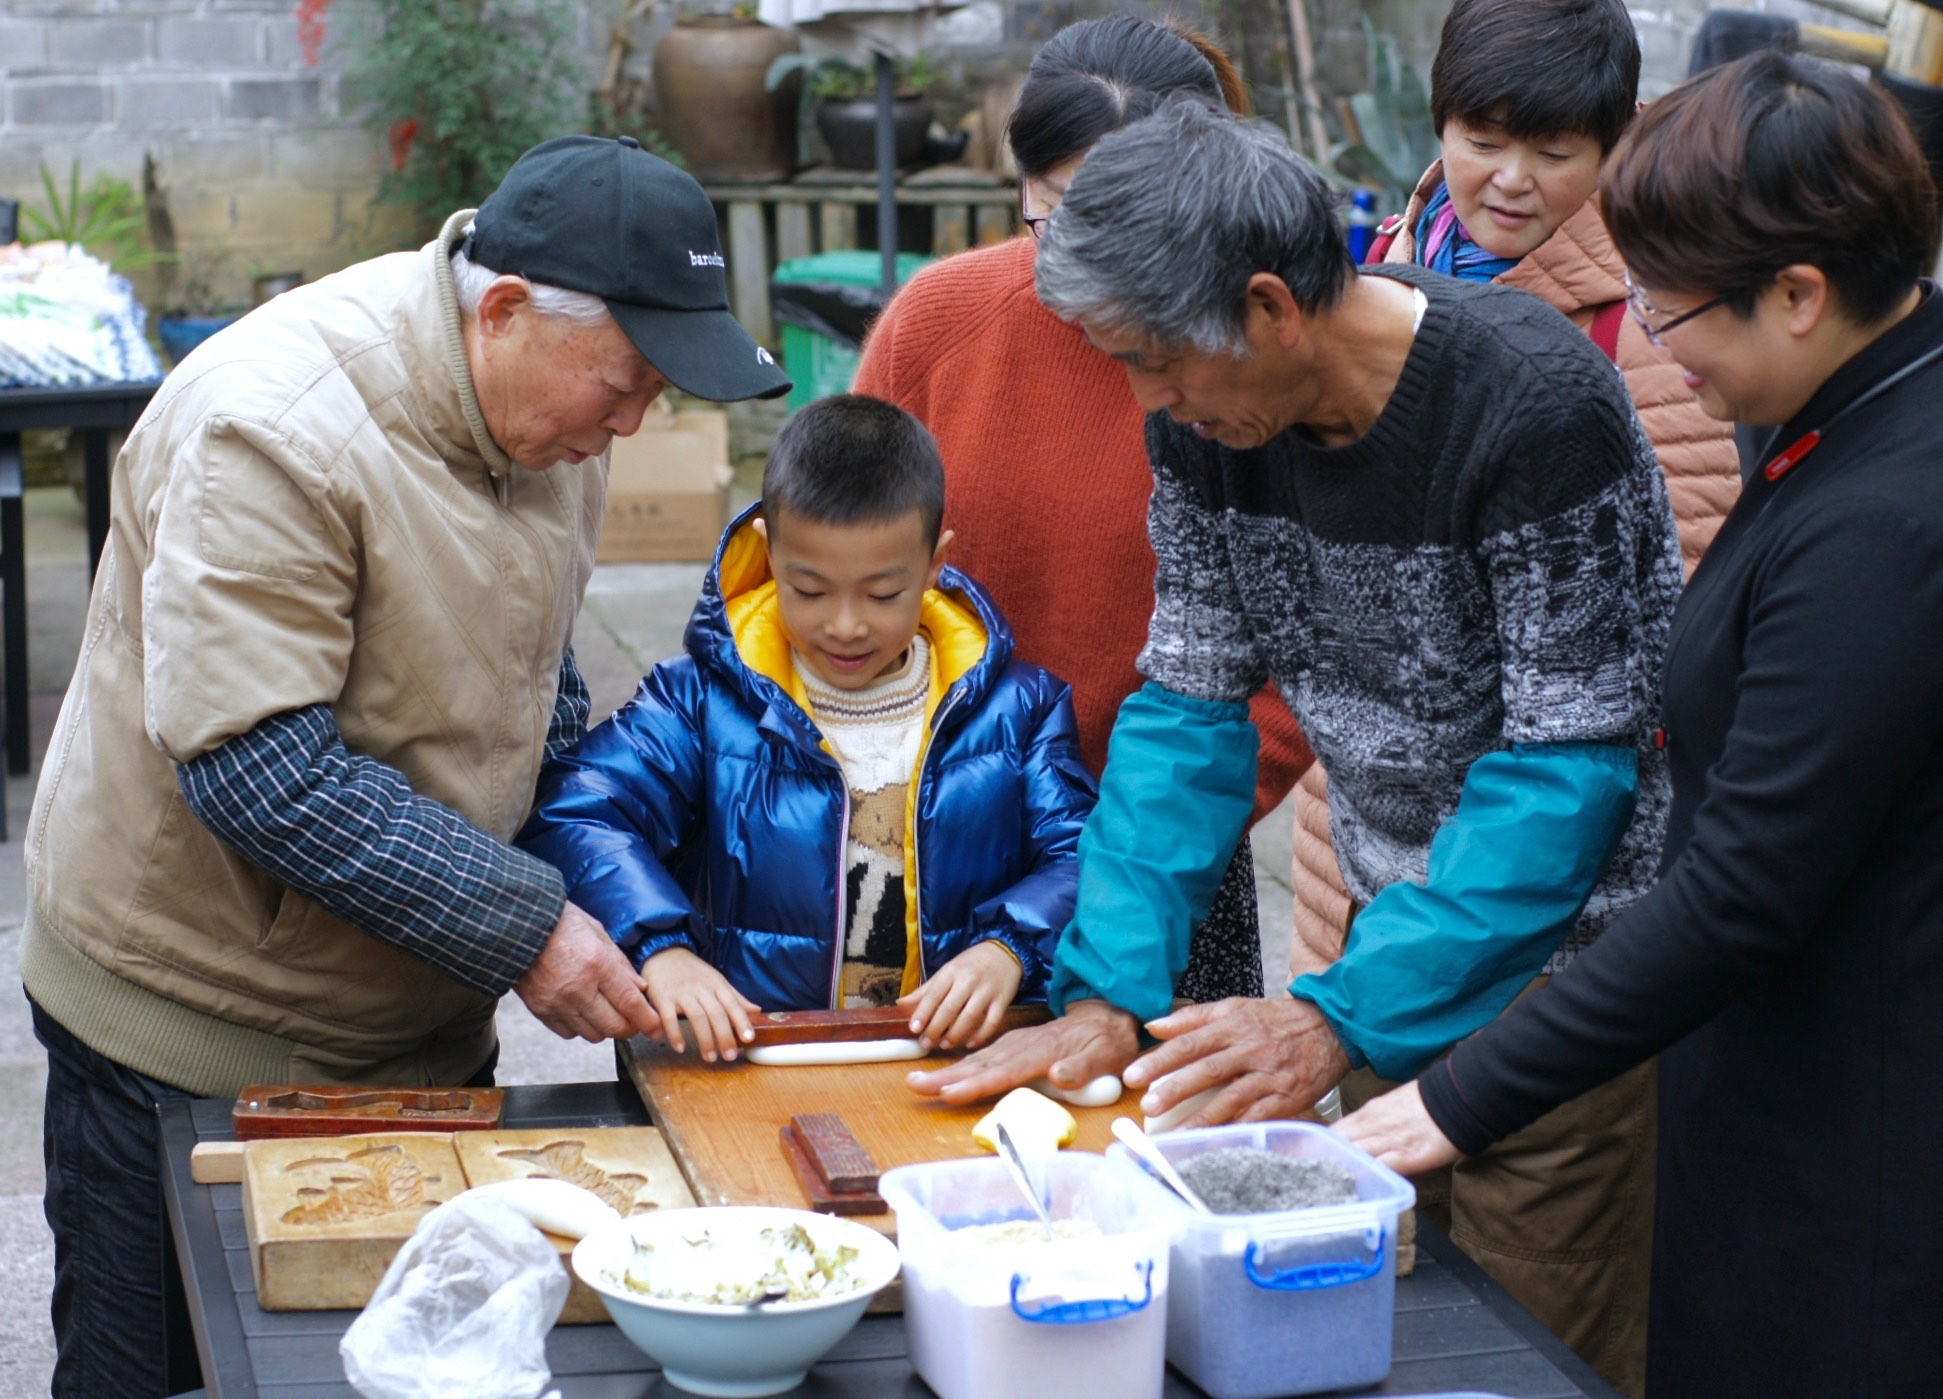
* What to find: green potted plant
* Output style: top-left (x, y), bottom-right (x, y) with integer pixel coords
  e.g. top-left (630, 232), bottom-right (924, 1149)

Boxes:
top-left (766, 51), bottom-right (937, 171)
top-left (297, 0), bottom-right (588, 244)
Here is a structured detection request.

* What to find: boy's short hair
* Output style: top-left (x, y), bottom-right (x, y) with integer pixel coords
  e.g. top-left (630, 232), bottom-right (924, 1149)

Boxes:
top-left (1430, 0), bottom-right (1641, 152)
top-left (761, 394), bottom-right (946, 546)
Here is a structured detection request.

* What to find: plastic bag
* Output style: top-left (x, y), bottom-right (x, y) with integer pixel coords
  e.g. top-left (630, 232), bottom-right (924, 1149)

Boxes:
top-left (340, 1194), bottom-right (569, 1399)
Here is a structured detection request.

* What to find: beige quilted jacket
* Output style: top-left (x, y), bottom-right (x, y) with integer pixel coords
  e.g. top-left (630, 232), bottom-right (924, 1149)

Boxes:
top-left (20, 213), bottom-right (606, 1096)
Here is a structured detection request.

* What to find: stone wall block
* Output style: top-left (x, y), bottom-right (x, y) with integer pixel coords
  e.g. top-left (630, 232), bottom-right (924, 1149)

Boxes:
top-left (10, 80), bottom-right (109, 125)
top-left (161, 131), bottom-right (266, 184)
top-left (0, 18), bottom-right (51, 69)
top-left (270, 128), bottom-right (380, 184)
top-left (227, 77), bottom-right (321, 122)
top-left (0, 138), bottom-right (49, 192)
top-left (156, 15), bottom-right (260, 66)
top-left (122, 76), bottom-right (222, 126)
top-left (225, 183), bottom-right (354, 248)
top-left (46, 17), bottom-right (150, 66)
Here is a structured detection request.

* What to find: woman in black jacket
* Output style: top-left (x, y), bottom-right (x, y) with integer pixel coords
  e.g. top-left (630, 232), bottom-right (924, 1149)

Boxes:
top-left (1337, 50), bottom-right (1943, 1397)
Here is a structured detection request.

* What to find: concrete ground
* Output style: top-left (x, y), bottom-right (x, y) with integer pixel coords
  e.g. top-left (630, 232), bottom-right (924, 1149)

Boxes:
top-left (0, 484), bottom-right (1293, 1398)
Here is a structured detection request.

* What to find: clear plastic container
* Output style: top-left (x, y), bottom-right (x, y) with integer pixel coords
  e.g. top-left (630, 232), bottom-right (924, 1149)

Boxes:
top-left (878, 1153), bottom-right (1180, 1399)
top-left (1106, 1121), bottom-right (1416, 1399)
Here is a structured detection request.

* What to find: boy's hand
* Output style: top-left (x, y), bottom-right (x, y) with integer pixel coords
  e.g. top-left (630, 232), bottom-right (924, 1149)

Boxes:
top-left (897, 941), bottom-right (1023, 1052)
top-left (638, 947), bottom-right (761, 1062)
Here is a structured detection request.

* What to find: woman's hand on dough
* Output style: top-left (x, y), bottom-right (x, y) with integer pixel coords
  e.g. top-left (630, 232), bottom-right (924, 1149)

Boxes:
top-left (1333, 1081), bottom-right (1463, 1175)
top-left (898, 941), bottom-right (1023, 1052)
top-left (906, 997), bottom-right (1140, 1104)
top-left (637, 947), bottom-right (761, 1062)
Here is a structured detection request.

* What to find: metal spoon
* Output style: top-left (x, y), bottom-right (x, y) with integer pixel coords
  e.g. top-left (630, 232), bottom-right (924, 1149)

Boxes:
top-left (744, 1286), bottom-right (790, 1310)
top-left (1111, 1116), bottom-right (1213, 1216)
top-left (993, 1122), bottom-right (1058, 1242)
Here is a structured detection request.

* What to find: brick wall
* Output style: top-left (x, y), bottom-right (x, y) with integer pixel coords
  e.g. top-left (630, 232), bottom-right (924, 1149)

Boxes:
top-left (0, 1), bottom-right (614, 308)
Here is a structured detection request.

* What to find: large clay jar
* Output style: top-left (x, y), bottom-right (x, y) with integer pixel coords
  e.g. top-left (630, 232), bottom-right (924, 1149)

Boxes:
top-left (653, 17), bottom-right (801, 183)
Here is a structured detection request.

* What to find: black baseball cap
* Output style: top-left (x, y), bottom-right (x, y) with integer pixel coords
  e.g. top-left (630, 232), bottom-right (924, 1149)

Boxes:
top-left (465, 135), bottom-right (791, 402)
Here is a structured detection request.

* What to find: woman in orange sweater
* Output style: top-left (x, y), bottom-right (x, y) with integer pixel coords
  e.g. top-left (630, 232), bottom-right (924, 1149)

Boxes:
top-left (854, 16), bottom-right (1310, 1005)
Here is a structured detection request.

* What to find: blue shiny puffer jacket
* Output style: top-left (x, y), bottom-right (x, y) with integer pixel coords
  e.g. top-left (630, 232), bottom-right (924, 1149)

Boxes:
top-left (517, 509), bottom-right (1098, 1010)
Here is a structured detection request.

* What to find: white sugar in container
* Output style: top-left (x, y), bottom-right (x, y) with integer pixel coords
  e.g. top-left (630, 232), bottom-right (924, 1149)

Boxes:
top-left (879, 1153), bottom-right (1181, 1399)
top-left (1107, 1121), bottom-right (1416, 1399)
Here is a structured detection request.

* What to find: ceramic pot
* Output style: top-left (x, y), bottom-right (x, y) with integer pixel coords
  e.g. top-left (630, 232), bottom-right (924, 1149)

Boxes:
top-left (157, 314), bottom-right (242, 366)
top-left (815, 97), bottom-right (933, 171)
top-left (653, 17), bottom-right (801, 183)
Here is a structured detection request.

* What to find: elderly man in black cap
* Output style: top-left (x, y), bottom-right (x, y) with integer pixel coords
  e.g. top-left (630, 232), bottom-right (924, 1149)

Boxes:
top-left (21, 136), bottom-right (788, 1399)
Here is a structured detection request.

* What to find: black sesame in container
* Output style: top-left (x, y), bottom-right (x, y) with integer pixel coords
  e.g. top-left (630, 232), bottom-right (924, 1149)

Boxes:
top-left (1109, 1122), bottom-right (1416, 1399)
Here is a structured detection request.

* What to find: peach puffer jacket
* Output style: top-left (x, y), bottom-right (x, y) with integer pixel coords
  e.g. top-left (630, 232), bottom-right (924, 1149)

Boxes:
top-left (1289, 164), bottom-right (1743, 983)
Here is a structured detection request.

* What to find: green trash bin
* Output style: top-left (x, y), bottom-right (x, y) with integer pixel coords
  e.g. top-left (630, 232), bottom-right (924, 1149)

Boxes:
top-left (771, 251), bottom-right (932, 412)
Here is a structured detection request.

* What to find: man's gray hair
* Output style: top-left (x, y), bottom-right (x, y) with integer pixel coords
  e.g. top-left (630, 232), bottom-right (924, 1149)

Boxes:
top-left (450, 243), bottom-right (611, 327)
top-left (1035, 99), bottom-right (1352, 355)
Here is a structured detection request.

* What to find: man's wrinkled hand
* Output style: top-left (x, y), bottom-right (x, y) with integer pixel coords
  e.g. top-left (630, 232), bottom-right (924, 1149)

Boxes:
top-left (514, 900), bottom-right (663, 1044)
top-left (905, 998), bottom-right (1139, 1104)
top-left (1123, 996), bottom-right (1350, 1129)
top-left (1334, 1081), bottom-right (1463, 1175)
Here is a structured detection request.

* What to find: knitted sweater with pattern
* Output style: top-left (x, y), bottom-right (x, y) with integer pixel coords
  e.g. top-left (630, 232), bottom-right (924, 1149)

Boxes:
top-left (853, 236), bottom-right (1312, 817)
top-left (1143, 264), bottom-right (1682, 965)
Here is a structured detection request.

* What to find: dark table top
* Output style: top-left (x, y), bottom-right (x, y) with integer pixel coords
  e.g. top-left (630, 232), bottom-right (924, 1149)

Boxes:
top-left (160, 1083), bottom-right (1620, 1399)
top-left (0, 378), bottom-right (162, 428)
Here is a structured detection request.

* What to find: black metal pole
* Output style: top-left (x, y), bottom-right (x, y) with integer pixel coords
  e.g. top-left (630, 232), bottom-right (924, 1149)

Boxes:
top-left (874, 51), bottom-right (897, 297)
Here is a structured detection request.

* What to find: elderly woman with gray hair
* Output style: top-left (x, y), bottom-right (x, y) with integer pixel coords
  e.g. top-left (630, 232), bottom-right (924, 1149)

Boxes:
top-left (25, 135), bottom-right (787, 1398)
top-left (916, 99), bottom-right (1680, 1388)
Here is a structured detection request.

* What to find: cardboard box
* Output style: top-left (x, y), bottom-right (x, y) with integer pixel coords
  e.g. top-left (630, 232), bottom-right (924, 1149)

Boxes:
top-left (598, 405), bottom-right (732, 563)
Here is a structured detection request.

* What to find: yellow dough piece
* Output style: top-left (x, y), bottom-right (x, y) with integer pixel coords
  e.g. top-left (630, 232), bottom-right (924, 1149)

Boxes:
top-left (971, 1087), bottom-right (1079, 1155)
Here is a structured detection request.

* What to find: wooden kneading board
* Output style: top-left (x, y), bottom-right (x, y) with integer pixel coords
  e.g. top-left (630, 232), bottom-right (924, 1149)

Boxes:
top-left (620, 1035), bottom-right (1125, 1234)
top-left (242, 1126), bottom-right (692, 1319)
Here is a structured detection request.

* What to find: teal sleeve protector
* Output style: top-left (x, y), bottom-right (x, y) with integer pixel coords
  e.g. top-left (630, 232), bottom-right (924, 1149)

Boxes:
top-left (1292, 742), bottom-right (1638, 1080)
top-left (1048, 682), bottom-right (1258, 1023)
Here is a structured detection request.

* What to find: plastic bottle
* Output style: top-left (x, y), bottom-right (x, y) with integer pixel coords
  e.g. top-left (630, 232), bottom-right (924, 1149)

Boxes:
top-left (1345, 189), bottom-right (1379, 263)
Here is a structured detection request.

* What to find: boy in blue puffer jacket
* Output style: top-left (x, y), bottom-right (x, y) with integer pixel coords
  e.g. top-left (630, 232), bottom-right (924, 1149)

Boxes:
top-left (519, 395), bottom-right (1098, 1063)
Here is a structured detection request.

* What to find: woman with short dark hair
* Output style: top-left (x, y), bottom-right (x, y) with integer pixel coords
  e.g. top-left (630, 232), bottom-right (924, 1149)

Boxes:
top-left (1339, 50), bottom-right (1943, 1396)
top-left (855, 17), bottom-right (1312, 1016)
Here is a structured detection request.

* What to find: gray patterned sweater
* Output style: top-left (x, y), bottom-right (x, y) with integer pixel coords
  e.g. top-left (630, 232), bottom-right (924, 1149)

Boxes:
top-left (1139, 264), bottom-right (1681, 969)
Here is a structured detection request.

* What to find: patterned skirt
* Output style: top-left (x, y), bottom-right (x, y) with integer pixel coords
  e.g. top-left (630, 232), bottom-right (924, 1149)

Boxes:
top-left (1174, 836), bottom-right (1263, 1004)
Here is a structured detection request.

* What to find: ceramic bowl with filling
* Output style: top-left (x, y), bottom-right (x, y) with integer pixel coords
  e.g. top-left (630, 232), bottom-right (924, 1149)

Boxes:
top-left (571, 1205), bottom-right (901, 1397)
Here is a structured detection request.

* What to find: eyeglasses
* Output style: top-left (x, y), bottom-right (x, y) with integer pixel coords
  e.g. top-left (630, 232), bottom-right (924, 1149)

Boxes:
top-left (1624, 273), bottom-right (1725, 347)
top-left (1021, 203), bottom-right (1050, 240)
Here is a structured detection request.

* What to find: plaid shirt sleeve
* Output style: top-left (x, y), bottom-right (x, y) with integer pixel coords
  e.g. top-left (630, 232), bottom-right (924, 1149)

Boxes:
top-left (176, 703), bottom-right (566, 996)
top-left (546, 646), bottom-right (592, 762)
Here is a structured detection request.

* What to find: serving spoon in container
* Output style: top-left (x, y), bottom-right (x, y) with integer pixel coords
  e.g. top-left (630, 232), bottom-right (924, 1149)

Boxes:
top-left (993, 1122), bottom-right (1058, 1242)
top-left (1111, 1116), bottom-right (1213, 1216)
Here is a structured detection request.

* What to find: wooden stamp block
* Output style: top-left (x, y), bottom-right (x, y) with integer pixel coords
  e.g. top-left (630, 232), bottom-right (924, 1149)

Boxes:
top-left (789, 1112), bottom-right (880, 1194)
top-left (780, 1122), bottom-right (887, 1216)
top-left (242, 1132), bottom-right (465, 1311)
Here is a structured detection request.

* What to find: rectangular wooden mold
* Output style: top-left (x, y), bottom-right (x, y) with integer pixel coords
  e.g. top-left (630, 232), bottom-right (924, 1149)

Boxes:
top-left (729, 1003), bottom-right (1050, 1049)
top-left (242, 1133), bottom-right (467, 1311)
top-left (241, 1126), bottom-right (695, 1318)
top-left (232, 1084), bottom-right (503, 1140)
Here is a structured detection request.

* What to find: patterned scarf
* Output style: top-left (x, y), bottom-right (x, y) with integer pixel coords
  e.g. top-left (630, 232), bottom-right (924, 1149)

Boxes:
top-left (1414, 182), bottom-right (1518, 283)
